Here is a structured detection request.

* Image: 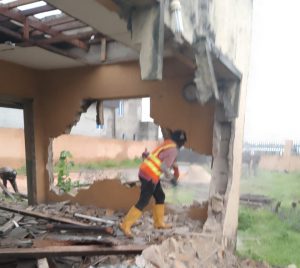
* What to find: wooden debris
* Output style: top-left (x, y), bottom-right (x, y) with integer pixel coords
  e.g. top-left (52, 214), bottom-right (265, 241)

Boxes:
top-left (0, 238), bottom-right (33, 248)
top-left (0, 214), bottom-right (23, 235)
top-left (74, 213), bottom-right (115, 225)
top-left (0, 204), bottom-right (90, 226)
top-left (8, 227), bottom-right (29, 239)
top-left (0, 244), bottom-right (146, 258)
top-left (43, 234), bottom-right (115, 247)
top-left (46, 223), bottom-right (114, 235)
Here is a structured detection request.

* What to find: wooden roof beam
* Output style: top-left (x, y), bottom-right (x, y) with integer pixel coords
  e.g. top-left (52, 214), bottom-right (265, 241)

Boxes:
top-left (37, 31), bottom-right (97, 45)
top-left (3, 0), bottom-right (39, 9)
top-left (20, 4), bottom-right (54, 17)
top-left (0, 6), bottom-right (88, 50)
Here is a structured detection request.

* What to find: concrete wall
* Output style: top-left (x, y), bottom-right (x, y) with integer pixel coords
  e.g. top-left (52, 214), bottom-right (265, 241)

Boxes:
top-left (0, 58), bottom-right (215, 204)
top-left (115, 99), bottom-right (142, 140)
top-left (53, 135), bottom-right (159, 163)
top-left (139, 121), bottom-right (158, 140)
top-left (260, 155), bottom-right (300, 172)
top-left (207, 0), bottom-right (253, 246)
top-left (0, 128), bottom-right (159, 166)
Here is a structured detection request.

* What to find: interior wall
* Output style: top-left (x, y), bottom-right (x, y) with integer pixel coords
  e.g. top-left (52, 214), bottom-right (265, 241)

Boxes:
top-left (38, 59), bottom-right (215, 203)
top-left (0, 59), bottom-right (215, 205)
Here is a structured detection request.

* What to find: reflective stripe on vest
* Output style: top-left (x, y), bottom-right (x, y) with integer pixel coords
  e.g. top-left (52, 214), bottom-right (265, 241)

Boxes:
top-left (140, 140), bottom-right (176, 183)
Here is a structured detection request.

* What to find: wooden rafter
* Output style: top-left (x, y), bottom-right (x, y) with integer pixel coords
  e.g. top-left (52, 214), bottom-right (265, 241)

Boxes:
top-left (38, 31), bottom-right (96, 45)
top-left (20, 4), bottom-right (54, 17)
top-left (0, 245), bottom-right (146, 258)
top-left (51, 20), bottom-right (85, 32)
top-left (44, 15), bottom-right (74, 27)
top-left (0, 24), bottom-right (22, 39)
top-left (0, 5), bottom-right (88, 50)
top-left (2, 0), bottom-right (39, 9)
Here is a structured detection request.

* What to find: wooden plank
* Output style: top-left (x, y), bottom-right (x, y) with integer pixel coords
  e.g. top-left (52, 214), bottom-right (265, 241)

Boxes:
top-left (0, 204), bottom-right (90, 227)
top-left (0, 214), bottom-right (23, 235)
top-left (0, 245), bottom-right (146, 258)
top-left (46, 223), bottom-right (114, 235)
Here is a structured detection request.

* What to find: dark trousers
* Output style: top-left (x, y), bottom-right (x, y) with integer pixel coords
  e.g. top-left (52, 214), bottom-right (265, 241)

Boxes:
top-left (1, 173), bottom-right (18, 193)
top-left (135, 177), bottom-right (165, 211)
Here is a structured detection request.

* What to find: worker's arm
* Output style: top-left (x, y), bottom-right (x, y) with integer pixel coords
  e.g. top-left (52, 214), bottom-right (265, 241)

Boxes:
top-left (172, 162), bottom-right (179, 179)
top-left (160, 148), bottom-right (178, 179)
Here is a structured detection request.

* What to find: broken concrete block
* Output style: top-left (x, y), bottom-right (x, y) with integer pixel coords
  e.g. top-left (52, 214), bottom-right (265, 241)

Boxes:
top-left (135, 255), bottom-right (146, 268)
top-left (142, 245), bottom-right (164, 268)
top-left (162, 237), bottom-right (179, 254)
top-left (172, 260), bottom-right (187, 268)
top-left (172, 226), bottom-right (190, 236)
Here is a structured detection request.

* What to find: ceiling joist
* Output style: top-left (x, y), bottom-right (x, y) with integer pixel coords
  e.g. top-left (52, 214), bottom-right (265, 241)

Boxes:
top-left (0, 4), bottom-right (88, 50)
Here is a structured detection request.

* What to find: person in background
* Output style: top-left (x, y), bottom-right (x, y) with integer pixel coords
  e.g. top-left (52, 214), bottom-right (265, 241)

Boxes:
top-left (119, 130), bottom-right (187, 237)
top-left (141, 148), bottom-right (150, 160)
top-left (0, 167), bottom-right (19, 193)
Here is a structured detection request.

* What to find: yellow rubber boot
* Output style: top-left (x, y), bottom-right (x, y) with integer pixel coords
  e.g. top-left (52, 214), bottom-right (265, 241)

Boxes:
top-left (119, 206), bottom-right (142, 238)
top-left (153, 204), bottom-right (172, 229)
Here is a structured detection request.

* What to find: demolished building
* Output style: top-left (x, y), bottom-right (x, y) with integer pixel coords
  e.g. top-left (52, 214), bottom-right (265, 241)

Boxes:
top-left (0, 0), bottom-right (253, 260)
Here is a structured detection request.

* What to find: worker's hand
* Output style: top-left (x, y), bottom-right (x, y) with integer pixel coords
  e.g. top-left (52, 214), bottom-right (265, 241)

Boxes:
top-left (173, 166), bottom-right (179, 179)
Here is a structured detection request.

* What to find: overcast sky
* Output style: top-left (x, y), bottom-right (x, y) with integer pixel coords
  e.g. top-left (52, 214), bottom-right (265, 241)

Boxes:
top-left (244, 0), bottom-right (300, 142)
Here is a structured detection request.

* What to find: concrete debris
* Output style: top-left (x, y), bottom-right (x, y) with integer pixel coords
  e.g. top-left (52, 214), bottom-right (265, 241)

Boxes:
top-left (0, 200), bottom-right (276, 267)
top-left (136, 235), bottom-right (230, 268)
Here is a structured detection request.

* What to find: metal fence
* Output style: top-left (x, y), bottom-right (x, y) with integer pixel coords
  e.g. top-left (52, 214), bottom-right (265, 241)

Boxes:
top-left (244, 141), bottom-right (300, 156)
top-left (243, 142), bottom-right (284, 155)
top-left (292, 142), bottom-right (300, 156)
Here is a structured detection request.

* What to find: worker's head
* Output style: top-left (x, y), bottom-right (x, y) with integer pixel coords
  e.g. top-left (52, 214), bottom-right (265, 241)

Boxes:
top-left (171, 130), bottom-right (187, 148)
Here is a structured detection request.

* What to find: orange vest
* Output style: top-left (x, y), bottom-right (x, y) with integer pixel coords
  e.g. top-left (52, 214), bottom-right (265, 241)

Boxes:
top-left (139, 139), bottom-right (177, 183)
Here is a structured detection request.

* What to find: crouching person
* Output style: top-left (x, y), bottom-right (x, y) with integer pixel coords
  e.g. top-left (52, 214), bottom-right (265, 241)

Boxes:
top-left (119, 130), bottom-right (187, 237)
top-left (0, 167), bottom-right (19, 193)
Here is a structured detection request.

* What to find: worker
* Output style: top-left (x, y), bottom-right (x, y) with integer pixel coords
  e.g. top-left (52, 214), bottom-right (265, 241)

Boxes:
top-left (119, 130), bottom-right (187, 237)
top-left (0, 167), bottom-right (19, 193)
top-left (141, 147), bottom-right (150, 160)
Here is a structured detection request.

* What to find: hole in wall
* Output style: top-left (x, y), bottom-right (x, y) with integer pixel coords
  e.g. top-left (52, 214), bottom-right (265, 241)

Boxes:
top-left (48, 97), bottom-right (162, 195)
top-left (46, 97), bottom-right (212, 214)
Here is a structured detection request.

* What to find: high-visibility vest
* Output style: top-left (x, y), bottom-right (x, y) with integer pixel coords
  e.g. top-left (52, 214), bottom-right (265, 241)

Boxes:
top-left (139, 139), bottom-right (177, 183)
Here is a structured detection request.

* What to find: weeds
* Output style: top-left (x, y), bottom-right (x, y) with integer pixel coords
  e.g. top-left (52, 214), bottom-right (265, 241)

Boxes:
top-left (16, 165), bottom-right (26, 175)
top-left (56, 151), bottom-right (79, 193)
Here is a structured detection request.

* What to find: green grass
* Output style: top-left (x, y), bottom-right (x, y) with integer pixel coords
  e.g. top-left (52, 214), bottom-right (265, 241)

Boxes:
top-left (53, 158), bottom-right (142, 173)
top-left (238, 170), bottom-right (300, 266)
top-left (16, 165), bottom-right (26, 175)
top-left (240, 170), bottom-right (300, 206)
top-left (237, 206), bottom-right (300, 267)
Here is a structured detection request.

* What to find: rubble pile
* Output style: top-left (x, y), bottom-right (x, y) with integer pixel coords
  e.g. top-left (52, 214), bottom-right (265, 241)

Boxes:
top-left (135, 235), bottom-right (237, 268)
top-left (135, 236), bottom-right (273, 268)
top-left (0, 200), bottom-right (204, 267)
